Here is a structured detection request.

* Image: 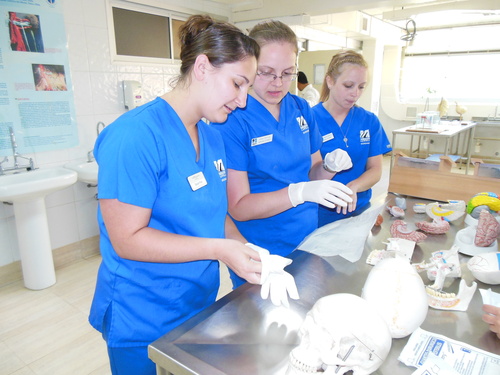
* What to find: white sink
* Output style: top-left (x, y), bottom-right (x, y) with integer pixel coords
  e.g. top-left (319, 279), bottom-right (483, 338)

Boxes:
top-left (0, 167), bottom-right (77, 203)
top-left (64, 160), bottom-right (98, 185)
top-left (0, 167), bottom-right (77, 290)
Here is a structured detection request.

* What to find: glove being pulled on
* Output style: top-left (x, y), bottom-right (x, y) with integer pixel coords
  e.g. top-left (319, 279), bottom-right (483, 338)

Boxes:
top-left (324, 148), bottom-right (353, 173)
top-left (246, 243), bottom-right (299, 308)
top-left (288, 180), bottom-right (353, 209)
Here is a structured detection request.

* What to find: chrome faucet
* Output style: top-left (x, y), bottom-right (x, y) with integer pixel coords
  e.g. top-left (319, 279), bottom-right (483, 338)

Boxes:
top-left (0, 127), bottom-right (36, 175)
top-left (87, 121), bottom-right (106, 162)
top-left (97, 121), bottom-right (105, 136)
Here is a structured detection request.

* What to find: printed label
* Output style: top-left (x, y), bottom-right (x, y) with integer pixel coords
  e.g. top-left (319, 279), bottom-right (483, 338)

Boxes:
top-left (187, 171), bottom-right (208, 191)
top-left (251, 134), bottom-right (273, 146)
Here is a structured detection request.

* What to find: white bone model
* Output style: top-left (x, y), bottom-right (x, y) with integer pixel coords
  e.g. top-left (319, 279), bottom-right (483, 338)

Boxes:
top-left (287, 293), bottom-right (392, 375)
top-left (362, 257), bottom-right (428, 338)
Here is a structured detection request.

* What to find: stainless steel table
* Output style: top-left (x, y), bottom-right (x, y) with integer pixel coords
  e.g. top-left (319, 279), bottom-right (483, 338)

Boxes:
top-left (149, 194), bottom-right (500, 375)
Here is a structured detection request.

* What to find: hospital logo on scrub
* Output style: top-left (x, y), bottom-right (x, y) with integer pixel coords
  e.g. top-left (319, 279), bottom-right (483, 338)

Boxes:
top-left (296, 116), bottom-right (309, 134)
top-left (360, 129), bottom-right (370, 145)
top-left (214, 159), bottom-right (227, 182)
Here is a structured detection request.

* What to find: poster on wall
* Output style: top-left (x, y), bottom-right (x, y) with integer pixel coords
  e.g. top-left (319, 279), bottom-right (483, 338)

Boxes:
top-left (0, 0), bottom-right (78, 158)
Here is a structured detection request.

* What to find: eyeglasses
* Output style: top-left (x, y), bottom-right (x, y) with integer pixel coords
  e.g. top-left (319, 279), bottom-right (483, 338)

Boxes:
top-left (257, 71), bottom-right (298, 82)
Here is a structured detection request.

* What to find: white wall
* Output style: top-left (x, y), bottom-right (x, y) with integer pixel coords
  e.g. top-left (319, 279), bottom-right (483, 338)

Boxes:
top-left (1, 0), bottom-right (498, 268)
top-left (0, 0), bottom-right (187, 267)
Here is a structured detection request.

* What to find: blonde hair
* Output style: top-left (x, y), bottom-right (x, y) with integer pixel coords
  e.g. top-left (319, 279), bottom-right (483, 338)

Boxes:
top-left (248, 20), bottom-right (298, 54)
top-left (320, 50), bottom-right (368, 102)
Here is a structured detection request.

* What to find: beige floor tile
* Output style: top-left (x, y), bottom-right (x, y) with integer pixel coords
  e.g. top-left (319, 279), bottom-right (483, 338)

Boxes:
top-left (10, 367), bottom-right (36, 375)
top-left (4, 311), bottom-right (92, 365)
top-left (88, 364), bottom-right (112, 375)
top-left (0, 291), bottom-right (72, 338)
top-left (0, 341), bottom-right (27, 374)
top-left (27, 331), bottom-right (109, 375)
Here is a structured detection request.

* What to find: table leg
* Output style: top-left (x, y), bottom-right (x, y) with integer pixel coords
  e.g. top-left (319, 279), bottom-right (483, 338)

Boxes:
top-left (444, 138), bottom-right (450, 156)
top-left (465, 127), bottom-right (476, 175)
top-left (390, 133), bottom-right (397, 175)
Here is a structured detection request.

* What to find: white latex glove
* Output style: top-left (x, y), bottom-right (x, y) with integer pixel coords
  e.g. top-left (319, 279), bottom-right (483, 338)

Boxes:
top-left (288, 180), bottom-right (353, 209)
top-left (324, 149), bottom-right (353, 173)
top-left (246, 243), bottom-right (299, 308)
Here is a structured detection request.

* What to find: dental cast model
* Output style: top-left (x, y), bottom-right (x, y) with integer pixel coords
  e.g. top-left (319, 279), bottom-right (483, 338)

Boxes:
top-left (362, 257), bottom-right (428, 338)
top-left (287, 293), bottom-right (392, 375)
top-left (475, 209), bottom-right (500, 247)
top-left (426, 200), bottom-right (466, 222)
top-left (414, 246), bottom-right (477, 311)
top-left (390, 220), bottom-right (427, 243)
top-left (415, 218), bottom-right (450, 234)
top-left (426, 279), bottom-right (477, 311)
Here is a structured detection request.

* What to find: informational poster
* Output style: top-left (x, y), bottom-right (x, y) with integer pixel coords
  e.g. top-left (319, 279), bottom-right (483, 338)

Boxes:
top-left (0, 0), bottom-right (78, 157)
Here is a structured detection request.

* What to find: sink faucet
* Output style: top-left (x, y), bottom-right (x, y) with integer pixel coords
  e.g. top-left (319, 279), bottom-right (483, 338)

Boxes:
top-left (97, 121), bottom-right (106, 136)
top-left (87, 121), bottom-right (106, 162)
top-left (0, 127), bottom-right (36, 175)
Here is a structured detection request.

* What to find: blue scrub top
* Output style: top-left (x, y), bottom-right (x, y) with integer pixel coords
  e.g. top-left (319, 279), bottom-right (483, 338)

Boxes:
top-left (89, 97), bottom-right (228, 347)
top-left (313, 104), bottom-right (392, 225)
top-left (213, 94), bottom-right (322, 258)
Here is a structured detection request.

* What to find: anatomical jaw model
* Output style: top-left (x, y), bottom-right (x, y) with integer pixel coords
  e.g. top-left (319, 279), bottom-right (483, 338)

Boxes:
top-left (287, 294), bottom-right (392, 375)
top-left (414, 246), bottom-right (477, 311)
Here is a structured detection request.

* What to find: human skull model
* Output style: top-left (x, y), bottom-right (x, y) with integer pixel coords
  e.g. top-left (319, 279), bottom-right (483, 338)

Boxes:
top-left (287, 293), bottom-right (392, 375)
top-left (362, 257), bottom-right (428, 338)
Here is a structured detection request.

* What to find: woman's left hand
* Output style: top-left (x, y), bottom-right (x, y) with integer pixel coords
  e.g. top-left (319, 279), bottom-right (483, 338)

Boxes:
top-left (483, 304), bottom-right (500, 339)
top-left (337, 184), bottom-right (357, 214)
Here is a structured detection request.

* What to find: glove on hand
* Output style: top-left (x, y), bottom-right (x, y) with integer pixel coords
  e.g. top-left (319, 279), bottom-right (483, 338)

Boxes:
top-left (246, 243), bottom-right (299, 308)
top-left (288, 180), bottom-right (353, 209)
top-left (324, 149), bottom-right (353, 173)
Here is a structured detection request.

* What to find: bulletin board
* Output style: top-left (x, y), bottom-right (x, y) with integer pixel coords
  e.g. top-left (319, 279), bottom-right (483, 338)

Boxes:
top-left (0, 0), bottom-right (78, 156)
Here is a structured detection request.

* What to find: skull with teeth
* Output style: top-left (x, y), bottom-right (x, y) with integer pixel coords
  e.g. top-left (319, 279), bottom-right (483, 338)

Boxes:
top-left (287, 293), bottom-right (392, 375)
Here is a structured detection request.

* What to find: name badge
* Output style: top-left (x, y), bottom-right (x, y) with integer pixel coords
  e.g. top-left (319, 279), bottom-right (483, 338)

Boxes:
top-left (322, 133), bottom-right (334, 142)
top-left (187, 171), bottom-right (208, 191)
top-left (251, 134), bottom-right (273, 147)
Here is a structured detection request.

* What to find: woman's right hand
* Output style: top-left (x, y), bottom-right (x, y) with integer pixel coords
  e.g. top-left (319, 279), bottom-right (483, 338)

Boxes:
top-left (217, 240), bottom-right (262, 284)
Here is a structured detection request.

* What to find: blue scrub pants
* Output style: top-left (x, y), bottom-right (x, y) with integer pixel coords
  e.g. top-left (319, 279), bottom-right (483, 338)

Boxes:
top-left (107, 346), bottom-right (156, 375)
top-left (102, 305), bottom-right (156, 375)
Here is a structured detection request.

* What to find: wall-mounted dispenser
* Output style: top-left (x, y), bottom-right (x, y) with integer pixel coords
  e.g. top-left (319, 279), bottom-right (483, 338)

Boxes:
top-left (122, 80), bottom-right (143, 110)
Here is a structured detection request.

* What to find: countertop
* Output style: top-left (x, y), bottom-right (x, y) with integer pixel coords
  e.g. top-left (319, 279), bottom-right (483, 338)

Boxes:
top-left (149, 194), bottom-right (500, 375)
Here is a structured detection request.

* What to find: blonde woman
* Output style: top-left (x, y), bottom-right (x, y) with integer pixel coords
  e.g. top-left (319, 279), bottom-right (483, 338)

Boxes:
top-left (313, 50), bottom-right (392, 226)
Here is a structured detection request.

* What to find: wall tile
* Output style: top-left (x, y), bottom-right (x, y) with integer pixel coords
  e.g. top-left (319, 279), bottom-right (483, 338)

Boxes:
top-left (75, 199), bottom-right (99, 240)
top-left (67, 24), bottom-right (89, 72)
top-left (85, 26), bottom-right (115, 73)
top-left (63, 0), bottom-right (84, 26)
top-left (72, 71), bottom-right (93, 116)
top-left (83, 0), bottom-right (108, 28)
top-left (47, 203), bottom-right (79, 249)
top-left (141, 74), bottom-right (165, 102)
top-left (90, 72), bottom-right (121, 115)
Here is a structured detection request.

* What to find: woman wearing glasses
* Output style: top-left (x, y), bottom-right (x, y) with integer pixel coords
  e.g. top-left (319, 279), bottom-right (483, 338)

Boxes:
top-left (213, 20), bottom-right (353, 288)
